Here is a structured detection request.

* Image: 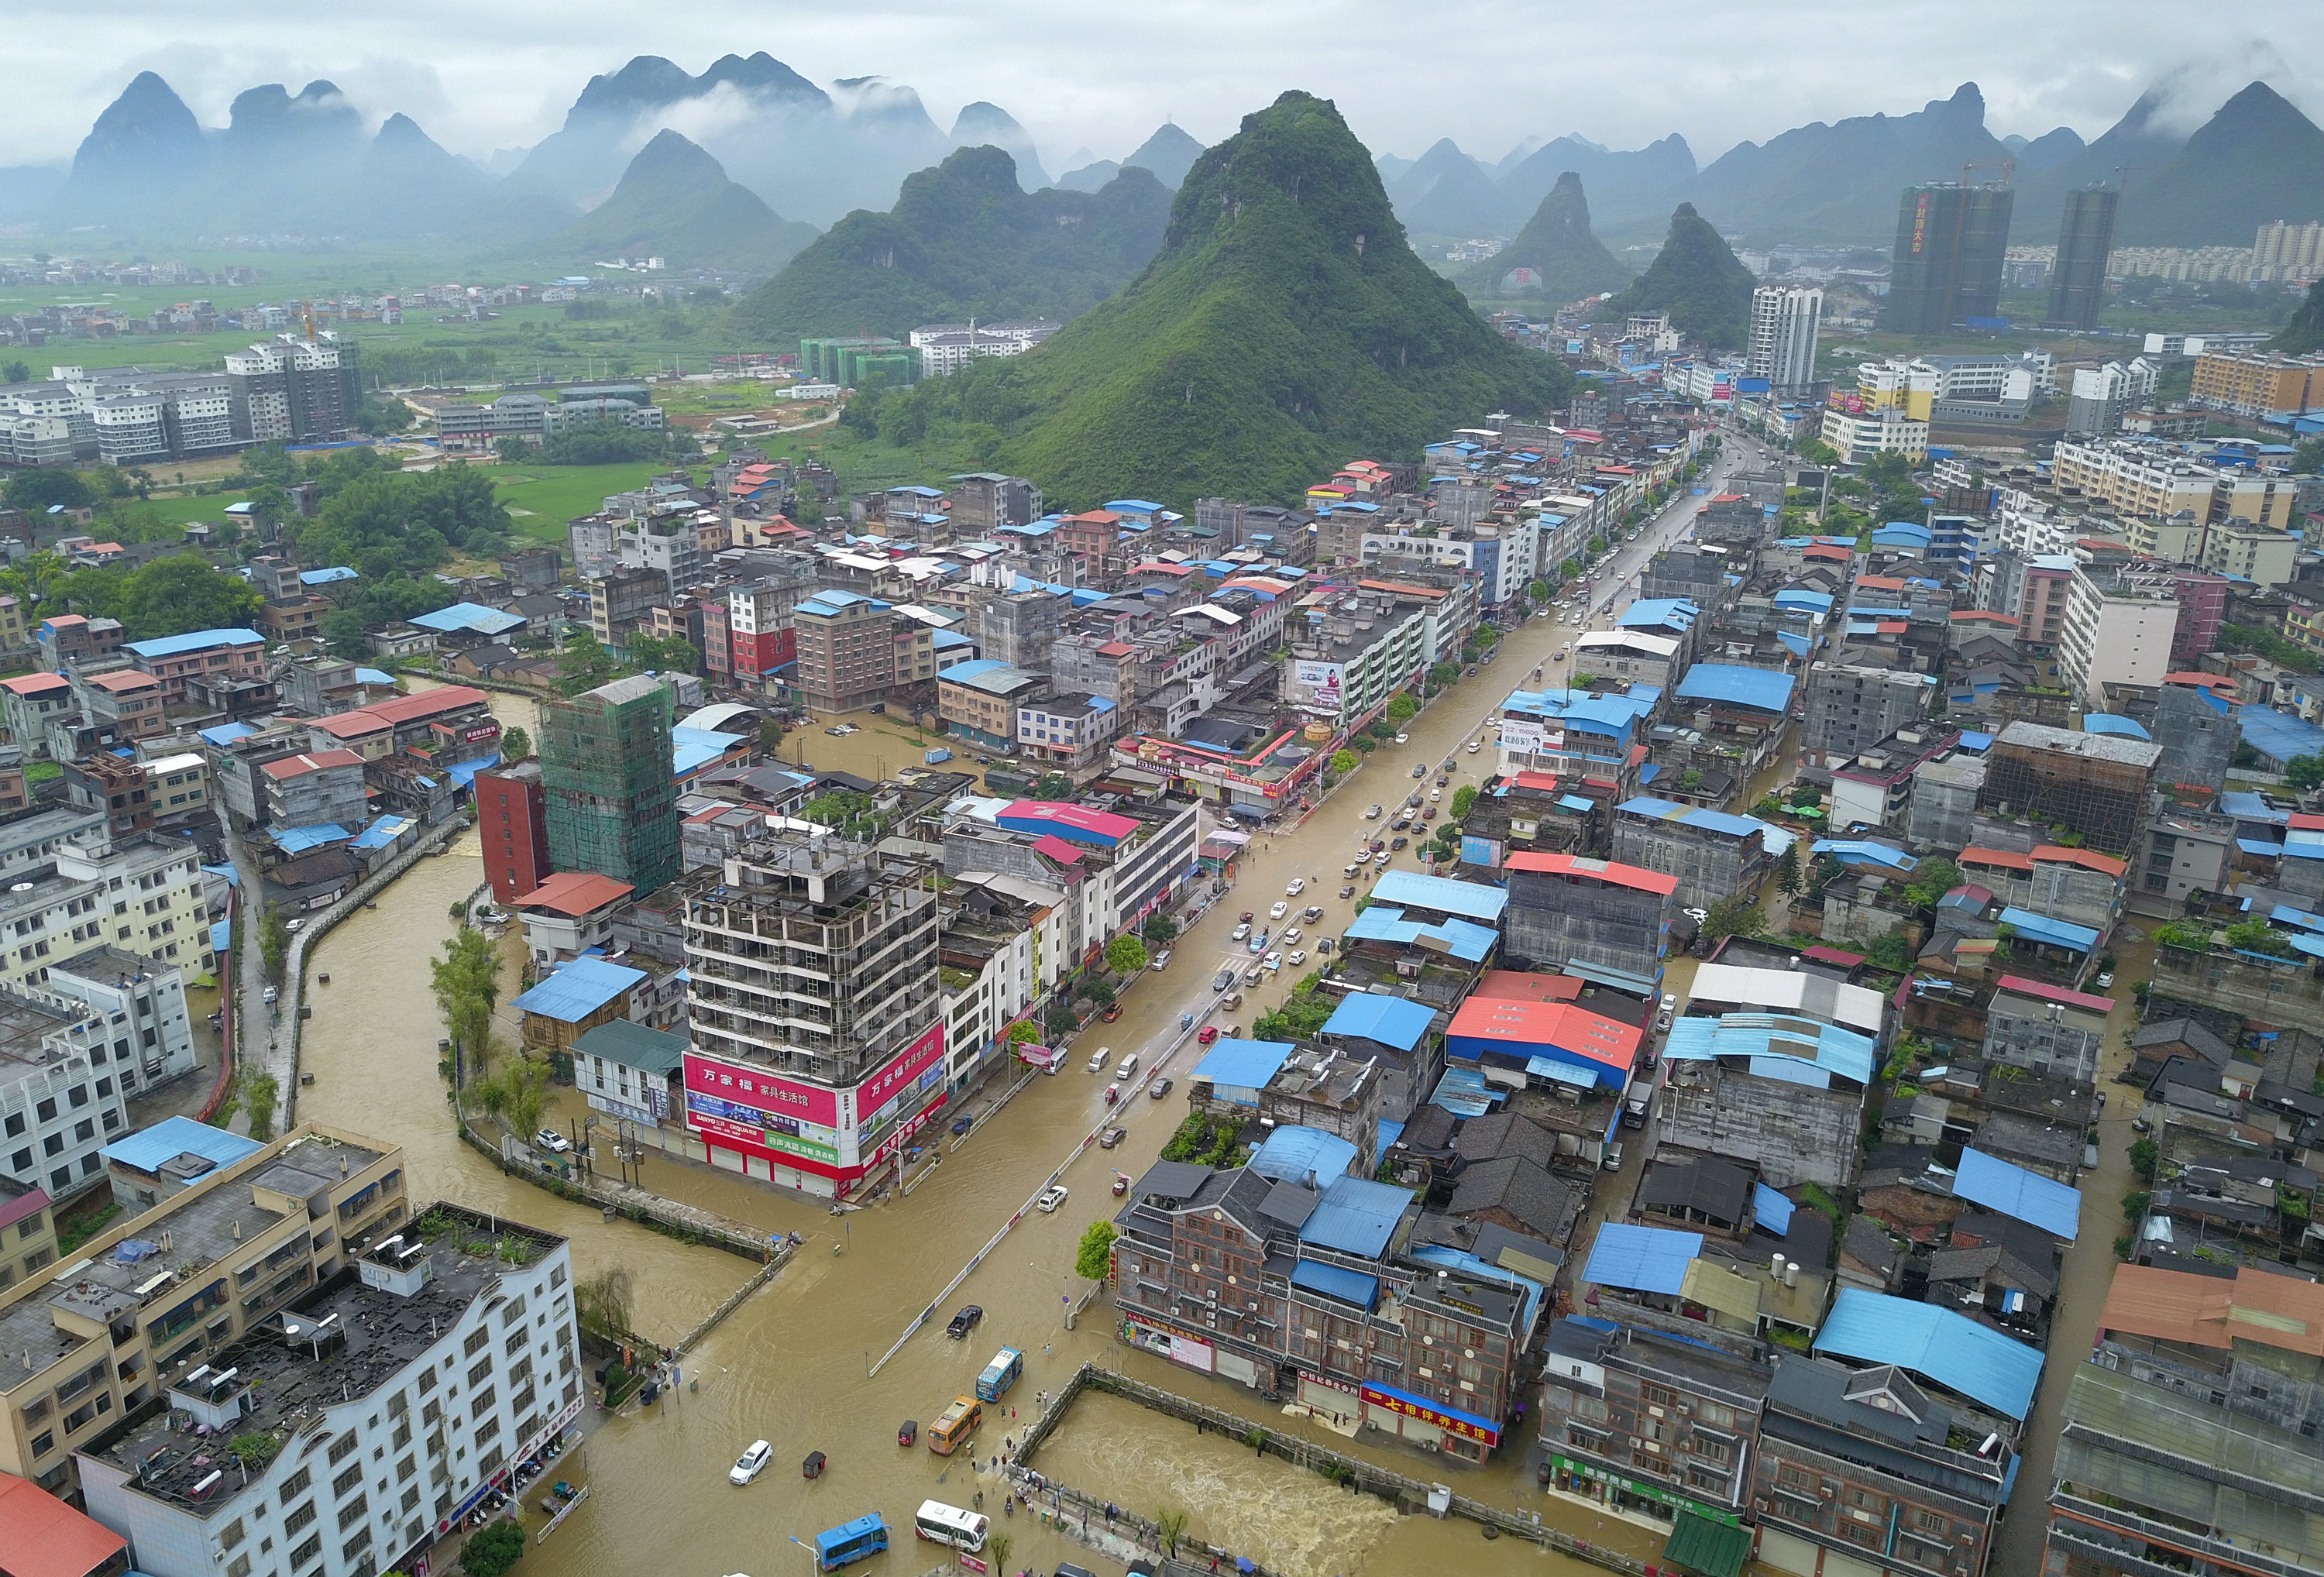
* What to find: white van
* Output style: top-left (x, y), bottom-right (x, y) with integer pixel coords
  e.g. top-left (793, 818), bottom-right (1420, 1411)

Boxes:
top-left (1086, 1046), bottom-right (1109, 1074)
top-left (1115, 1052), bottom-right (1141, 1081)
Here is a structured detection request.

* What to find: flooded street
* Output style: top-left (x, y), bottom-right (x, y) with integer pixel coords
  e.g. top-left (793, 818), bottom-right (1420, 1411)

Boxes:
top-left (295, 479), bottom-right (1737, 1577)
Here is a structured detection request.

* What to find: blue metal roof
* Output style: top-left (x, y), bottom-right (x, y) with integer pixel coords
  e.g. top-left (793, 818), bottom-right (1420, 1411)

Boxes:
top-left (274, 823), bottom-right (352, 854)
top-left (1500, 686), bottom-right (1655, 740)
top-left (211, 918), bottom-right (232, 953)
top-left (1955, 1148), bottom-right (2082, 1242)
top-left (352, 667), bottom-right (395, 685)
top-left (1662, 1013), bottom-right (1877, 1087)
top-left (1583, 1222), bottom-right (1701, 1294)
top-left (2081, 713), bottom-right (2151, 740)
top-left (409, 603), bottom-right (525, 636)
top-left (1251, 1125), bottom-right (1359, 1185)
top-left (1996, 906), bottom-right (2099, 953)
top-left (198, 721), bottom-right (258, 747)
top-left (299, 566), bottom-right (359, 585)
top-left (1105, 498), bottom-right (1167, 514)
top-left (1189, 1038), bottom-right (1294, 1091)
top-left (672, 727), bottom-right (744, 778)
top-left (124, 627), bottom-right (263, 659)
top-left (1814, 1288), bottom-right (2044, 1421)
top-left (101, 1115), bottom-right (263, 1173)
top-left (1754, 1184), bottom-right (1795, 1235)
top-left (349, 814), bottom-right (415, 851)
top-left (1321, 991), bottom-right (1436, 1052)
top-left (2239, 705), bottom-right (2324, 768)
top-left (940, 658), bottom-right (1009, 683)
top-left (511, 956), bottom-right (647, 1022)
top-left (1298, 1175), bottom-right (1411, 1258)
top-left (1367, 869), bottom-right (1508, 922)
top-left (1676, 664), bottom-right (1796, 714)
top-left (1341, 905), bottom-right (1497, 963)
top-left (1772, 589), bottom-right (1835, 613)
top-left (446, 753), bottom-right (502, 791)
top-left (201, 862), bottom-right (239, 888)
top-left (1621, 796), bottom-right (1796, 855)
top-left (1811, 838), bottom-right (1918, 873)
top-left (1290, 1258), bottom-right (1379, 1311)
top-left (1618, 598), bottom-right (1699, 632)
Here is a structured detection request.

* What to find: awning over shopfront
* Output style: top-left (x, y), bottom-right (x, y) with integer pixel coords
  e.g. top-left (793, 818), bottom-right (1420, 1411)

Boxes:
top-left (1663, 1510), bottom-right (1752, 1577)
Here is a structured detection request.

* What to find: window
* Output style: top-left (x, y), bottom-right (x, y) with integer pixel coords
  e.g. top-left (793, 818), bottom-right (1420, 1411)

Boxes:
top-left (332, 1463), bottom-right (363, 1498)
top-left (328, 1434), bottom-right (360, 1467)
top-left (280, 1466), bottom-right (311, 1500)
top-left (284, 1500), bottom-right (317, 1536)
top-left (462, 1328), bottom-right (491, 1358)
top-left (338, 1493), bottom-right (369, 1529)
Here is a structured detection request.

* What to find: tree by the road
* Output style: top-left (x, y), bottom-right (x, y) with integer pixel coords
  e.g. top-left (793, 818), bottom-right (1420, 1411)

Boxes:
top-left (1142, 914), bottom-right (1179, 943)
top-left (1104, 934), bottom-right (1150, 976)
top-left (1700, 894), bottom-right (1765, 943)
top-left (460, 1519), bottom-right (527, 1577)
top-left (1386, 692), bottom-right (1418, 723)
top-left (431, 928), bottom-right (503, 1087)
top-left (1075, 1218), bottom-right (1118, 1282)
top-left (239, 1067), bottom-right (280, 1143)
top-left (259, 903), bottom-right (290, 984)
top-left (1776, 840), bottom-right (1803, 896)
top-left (1450, 785), bottom-right (1477, 819)
top-left (549, 629), bottom-right (622, 696)
top-left (1329, 748), bottom-right (1358, 776)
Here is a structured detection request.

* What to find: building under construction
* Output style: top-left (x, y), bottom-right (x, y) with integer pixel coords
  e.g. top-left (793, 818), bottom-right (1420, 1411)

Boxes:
top-left (540, 674), bottom-right (680, 892)
top-left (1975, 720), bottom-right (2160, 855)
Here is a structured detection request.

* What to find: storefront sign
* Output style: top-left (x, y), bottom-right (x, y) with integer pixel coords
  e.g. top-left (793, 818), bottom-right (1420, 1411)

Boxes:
top-left (1360, 1383), bottom-right (1500, 1446)
top-left (1549, 1454), bottom-right (1741, 1525)
top-left (683, 1051), bottom-right (839, 1129)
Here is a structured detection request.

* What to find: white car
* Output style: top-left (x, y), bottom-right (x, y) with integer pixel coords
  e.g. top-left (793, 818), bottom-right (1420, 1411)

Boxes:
top-left (1281, 927), bottom-right (1303, 946)
top-left (1036, 1184), bottom-right (1070, 1213)
top-left (1428, 789), bottom-right (1442, 802)
top-left (1342, 862), bottom-right (1363, 876)
top-left (1150, 950), bottom-right (1172, 971)
top-left (1287, 950), bottom-right (1308, 967)
top-left (731, 1440), bottom-right (772, 1485)
top-left (1263, 951), bottom-right (1284, 971)
top-left (1394, 733), bottom-right (1409, 745)
top-left (535, 1128), bottom-right (572, 1154)
top-left (1285, 878), bottom-right (1306, 897)
top-left (1232, 922), bottom-right (1252, 941)
top-left (1660, 993), bottom-right (1677, 1012)
top-left (1269, 901), bottom-right (1289, 919)
top-left (1466, 742), bottom-right (1481, 754)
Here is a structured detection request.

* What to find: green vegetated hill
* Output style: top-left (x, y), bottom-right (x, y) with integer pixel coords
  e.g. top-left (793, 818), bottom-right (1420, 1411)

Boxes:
top-left (844, 91), bottom-right (1571, 509)
top-left (1601, 202), bottom-right (1756, 349)
top-left (1457, 170), bottom-right (1631, 303)
top-left (541, 129), bottom-right (819, 270)
top-left (2278, 278), bottom-right (2324, 355)
top-left (727, 145), bottom-right (1171, 344)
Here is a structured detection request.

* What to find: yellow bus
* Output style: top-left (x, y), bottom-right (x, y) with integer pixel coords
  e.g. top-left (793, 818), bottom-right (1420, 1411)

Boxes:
top-left (927, 1394), bottom-right (982, 1457)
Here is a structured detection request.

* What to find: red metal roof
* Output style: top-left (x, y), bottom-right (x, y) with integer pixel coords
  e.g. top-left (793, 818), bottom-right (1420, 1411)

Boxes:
top-left (2292, 814), bottom-right (2324, 833)
top-left (310, 685), bottom-right (489, 739)
top-left (1856, 574), bottom-right (1906, 591)
top-left (512, 869), bottom-right (635, 916)
top-left (0, 1471), bottom-right (128, 1577)
top-left (86, 668), bottom-right (159, 692)
top-left (1961, 847), bottom-right (2034, 872)
top-left (1995, 974), bottom-right (2114, 1015)
top-left (1804, 545), bottom-right (1853, 562)
top-left (260, 749), bottom-right (366, 779)
top-left (1002, 800), bottom-right (1140, 842)
top-left (1802, 945), bottom-right (1866, 967)
top-left (1503, 851), bottom-right (1679, 896)
top-left (1, 672), bottom-right (69, 695)
top-left (1510, 771), bottom-right (1562, 792)
top-left (2161, 671), bottom-right (2235, 691)
top-left (1031, 833), bottom-right (1085, 865)
top-left (1446, 996), bottom-right (1641, 1072)
top-left (1950, 610), bottom-right (2020, 626)
top-left (2031, 844), bottom-right (2128, 877)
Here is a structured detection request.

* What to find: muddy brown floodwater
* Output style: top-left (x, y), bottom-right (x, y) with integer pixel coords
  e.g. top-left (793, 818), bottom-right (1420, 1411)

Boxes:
top-left (309, 544), bottom-right (1730, 1577)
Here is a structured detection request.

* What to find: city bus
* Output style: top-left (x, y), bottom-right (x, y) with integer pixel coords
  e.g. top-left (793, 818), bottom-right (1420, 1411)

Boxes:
top-left (974, 1346), bottom-right (1023, 1402)
top-left (927, 1394), bottom-right (982, 1456)
top-left (813, 1514), bottom-right (889, 1572)
top-left (913, 1500), bottom-right (991, 1552)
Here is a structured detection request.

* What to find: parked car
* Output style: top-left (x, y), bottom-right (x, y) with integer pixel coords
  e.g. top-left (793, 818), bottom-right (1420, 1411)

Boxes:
top-left (1036, 1185), bottom-right (1070, 1213)
top-left (1116, 1052), bottom-right (1142, 1080)
top-left (1428, 789), bottom-right (1442, 802)
top-left (1285, 878), bottom-right (1306, 896)
top-left (1150, 950), bottom-right (1173, 971)
top-left (1147, 1077), bottom-right (1174, 1101)
top-left (1682, 906), bottom-right (1709, 923)
top-left (1232, 922), bottom-right (1252, 941)
top-left (1239, 910), bottom-right (1254, 924)
top-left (946, 1305), bottom-right (984, 1338)
top-left (1603, 1141), bottom-right (1624, 1172)
top-left (535, 1128), bottom-right (572, 1154)
top-left (1270, 901), bottom-right (1289, 919)
top-left (1342, 862), bottom-right (1363, 876)
top-left (1659, 993), bottom-right (1677, 1012)
top-left (1098, 1125), bottom-right (1127, 1149)
top-left (1198, 1026), bottom-right (1219, 1046)
top-left (950, 1115), bottom-right (975, 1136)
top-left (1318, 937), bottom-right (1334, 953)
top-left (1370, 838), bottom-right (1386, 852)
top-left (2095, 970), bottom-right (2116, 989)
top-left (1373, 850), bottom-right (1391, 864)
top-left (1422, 806), bottom-right (1438, 821)
top-left (263, 985), bottom-right (279, 1006)
top-left (1391, 837), bottom-right (1408, 851)
top-left (1404, 793), bottom-right (1422, 809)
top-left (1394, 733), bottom-right (1409, 745)
top-left (1102, 1003), bottom-right (1123, 1022)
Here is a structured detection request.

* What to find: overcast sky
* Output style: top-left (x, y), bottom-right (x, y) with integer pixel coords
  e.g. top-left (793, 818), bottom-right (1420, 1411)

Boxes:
top-left (3, 1), bottom-right (2314, 170)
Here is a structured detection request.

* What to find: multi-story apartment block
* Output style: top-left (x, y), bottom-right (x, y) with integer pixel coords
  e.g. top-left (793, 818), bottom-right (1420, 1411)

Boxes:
top-left (473, 761), bottom-right (551, 904)
top-left (1609, 801), bottom-right (1788, 915)
top-left (936, 661), bottom-right (1043, 751)
top-left (1976, 722), bottom-right (2159, 856)
top-left (0, 833), bottom-right (208, 998)
top-left (616, 514), bottom-right (704, 595)
top-left (1110, 1154), bottom-right (1544, 1463)
top-left (586, 567), bottom-right (665, 655)
top-left (258, 751), bottom-right (370, 830)
top-left (1014, 692), bottom-right (1122, 778)
top-left (792, 590), bottom-right (936, 716)
top-left (79, 1200), bottom-right (577, 1577)
top-left (1799, 662), bottom-right (1938, 768)
top-left (1539, 1319), bottom-right (1772, 1531)
top-left (539, 675), bottom-right (679, 895)
top-left (723, 559), bottom-right (818, 689)
top-left (909, 321), bottom-right (1060, 375)
top-left (2188, 350), bottom-right (2324, 423)
top-left (1357, 521), bottom-right (1533, 606)
top-left (682, 827), bottom-right (945, 1198)
top-left (1982, 974), bottom-right (2111, 1081)
top-left (1501, 854), bottom-right (1674, 984)
top-left (1284, 578), bottom-right (1480, 734)
top-left (2, 672), bottom-right (78, 760)
top-left (39, 614), bottom-right (128, 674)
top-left (0, 1177), bottom-right (56, 1294)
top-left (72, 670), bottom-right (167, 746)
top-left (2059, 562), bottom-right (2178, 706)
top-left (2043, 1264), bottom-right (2324, 1577)
top-left (304, 688), bottom-right (493, 762)
top-left (122, 629), bottom-right (266, 712)
top-left (945, 472), bottom-right (1042, 535)
top-left (2050, 438), bottom-right (2299, 531)
top-left (1748, 287), bottom-right (1823, 390)
top-left (223, 333), bottom-right (360, 442)
top-left (2064, 359), bottom-right (2156, 435)
top-left (1753, 1354), bottom-right (2016, 1577)
top-left (0, 1123), bottom-right (410, 1500)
